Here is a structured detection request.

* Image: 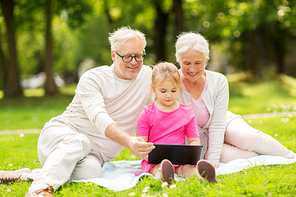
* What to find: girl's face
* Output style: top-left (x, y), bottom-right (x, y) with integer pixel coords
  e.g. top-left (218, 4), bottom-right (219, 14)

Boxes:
top-left (179, 48), bottom-right (206, 82)
top-left (154, 79), bottom-right (180, 107)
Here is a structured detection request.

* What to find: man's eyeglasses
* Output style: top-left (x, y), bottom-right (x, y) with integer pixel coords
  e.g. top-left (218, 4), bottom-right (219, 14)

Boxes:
top-left (114, 51), bottom-right (146, 63)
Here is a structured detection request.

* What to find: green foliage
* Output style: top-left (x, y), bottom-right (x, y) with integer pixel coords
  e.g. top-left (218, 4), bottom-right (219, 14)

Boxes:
top-left (1, 0), bottom-right (296, 85)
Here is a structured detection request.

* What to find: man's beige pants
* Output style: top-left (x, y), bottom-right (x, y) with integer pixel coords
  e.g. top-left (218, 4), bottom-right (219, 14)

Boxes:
top-left (28, 119), bottom-right (103, 193)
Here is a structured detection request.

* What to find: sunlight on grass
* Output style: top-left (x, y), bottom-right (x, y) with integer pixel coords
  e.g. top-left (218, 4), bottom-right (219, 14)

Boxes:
top-left (1, 118), bottom-right (296, 197)
top-left (0, 84), bottom-right (77, 99)
top-left (1, 76), bottom-right (296, 196)
top-left (280, 74), bottom-right (296, 96)
top-left (59, 84), bottom-right (77, 95)
top-left (0, 96), bottom-right (73, 130)
top-left (227, 74), bottom-right (296, 115)
top-left (24, 88), bottom-right (45, 97)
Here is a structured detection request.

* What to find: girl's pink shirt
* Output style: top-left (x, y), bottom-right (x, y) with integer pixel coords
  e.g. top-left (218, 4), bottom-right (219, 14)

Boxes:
top-left (136, 102), bottom-right (199, 144)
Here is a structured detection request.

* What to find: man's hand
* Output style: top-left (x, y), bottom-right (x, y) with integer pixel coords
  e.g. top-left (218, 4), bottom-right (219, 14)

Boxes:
top-left (105, 123), bottom-right (155, 159)
top-left (126, 136), bottom-right (155, 159)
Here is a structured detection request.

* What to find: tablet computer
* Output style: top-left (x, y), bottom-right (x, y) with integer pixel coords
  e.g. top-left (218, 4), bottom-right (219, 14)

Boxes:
top-left (148, 144), bottom-right (203, 165)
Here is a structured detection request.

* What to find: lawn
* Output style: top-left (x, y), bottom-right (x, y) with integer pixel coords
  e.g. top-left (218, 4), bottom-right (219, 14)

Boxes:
top-left (0, 75), bottom-right (296, 196)
top-left (1, 116), bottom-right (296, 196)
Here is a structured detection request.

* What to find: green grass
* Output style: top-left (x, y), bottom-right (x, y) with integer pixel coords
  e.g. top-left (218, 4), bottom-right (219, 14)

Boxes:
top-left (227, 74), bottom-right (296, 115)
top-left (1, 75), bottom-right (296, 196)
top-left (0, 85), bottom-right (76, 130)
top-left (1, 116), bottom-right (296, 196)
top-left (0, 75), bottom-right (296, 130)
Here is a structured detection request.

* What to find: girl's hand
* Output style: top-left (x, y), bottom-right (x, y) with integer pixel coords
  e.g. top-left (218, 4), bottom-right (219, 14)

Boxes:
top-left (142, 155), bottom-right (149, 161)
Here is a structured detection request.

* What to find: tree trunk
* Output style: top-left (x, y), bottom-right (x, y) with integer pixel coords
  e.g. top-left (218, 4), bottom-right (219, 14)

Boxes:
top-left (243, 25), bottom-right (278, 79)
top-left (0, 26), bottom-right (7, 87)
top-left (103, 0), bottom-right (113, 31)
top-left (273, 22), bottom-right (285, 74)
top-left (0, 0), bottom-right (23, 97)
top-left (153, 1), bottom-right (169, 62)
top-left (44, 0), bottom-right (58, 96)
top-left (173, 0), bottom-right (185, 37)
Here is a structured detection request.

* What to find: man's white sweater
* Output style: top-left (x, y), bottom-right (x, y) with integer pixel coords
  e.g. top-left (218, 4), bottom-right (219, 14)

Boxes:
top-left (59, 64), bottom-right (152, 162)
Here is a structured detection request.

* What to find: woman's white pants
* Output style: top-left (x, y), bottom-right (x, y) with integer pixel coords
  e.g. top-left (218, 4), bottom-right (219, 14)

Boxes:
top-left (220, 117), bottom-right (296, 163)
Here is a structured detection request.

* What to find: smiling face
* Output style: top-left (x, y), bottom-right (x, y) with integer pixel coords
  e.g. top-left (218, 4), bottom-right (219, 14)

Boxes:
top-left (154, 79), bottom-right (180, 109)
top-left (112, 37), bottom-right (144, 80)
top-left (179, 48), bottom-right (207, 83)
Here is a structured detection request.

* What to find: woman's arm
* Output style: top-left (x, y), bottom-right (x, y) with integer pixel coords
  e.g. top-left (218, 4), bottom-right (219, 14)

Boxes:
top-left (207, 74), bottom-right (229, 166)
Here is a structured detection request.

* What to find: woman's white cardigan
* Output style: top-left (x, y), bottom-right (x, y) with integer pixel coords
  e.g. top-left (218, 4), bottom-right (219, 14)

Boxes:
top-left (178, 70), bottom-right (230, 166)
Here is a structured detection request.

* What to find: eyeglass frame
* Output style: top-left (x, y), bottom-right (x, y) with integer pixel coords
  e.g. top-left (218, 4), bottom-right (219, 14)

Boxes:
top-left (114, 51), bottom-right (146, 63)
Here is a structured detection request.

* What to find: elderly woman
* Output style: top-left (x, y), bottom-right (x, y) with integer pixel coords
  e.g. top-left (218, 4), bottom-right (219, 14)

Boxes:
top-left (176, 32), bottom-right (296, 167)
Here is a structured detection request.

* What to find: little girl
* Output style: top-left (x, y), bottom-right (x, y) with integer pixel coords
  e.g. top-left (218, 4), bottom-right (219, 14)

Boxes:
top-left (136, 62), bottom-right (217, 184)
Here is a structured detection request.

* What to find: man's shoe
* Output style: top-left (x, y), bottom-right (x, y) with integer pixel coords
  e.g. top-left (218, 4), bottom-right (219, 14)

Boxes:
top-left (196, 160), bottom-right (217, 183)
top-left (0, 168), bottom-right (32, 184)
top-left (25, 186), bottom-right (54, 197)
top-left (159, 159), bottom-right (175, 185)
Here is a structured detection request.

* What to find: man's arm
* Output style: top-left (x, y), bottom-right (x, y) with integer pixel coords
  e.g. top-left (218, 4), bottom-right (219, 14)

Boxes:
top-left (105, 123), bottom-right (155, 158)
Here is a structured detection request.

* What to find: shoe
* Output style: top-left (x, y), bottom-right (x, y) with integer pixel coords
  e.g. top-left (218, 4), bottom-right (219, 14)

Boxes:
top-left (196, 160), bottom-right (217, 183)
top-left (0, 168), bottom-right (32, 184)
top-left (159, 159), bottom-right (175, 185)
top-left (25, 186), bottom-right (54, 197)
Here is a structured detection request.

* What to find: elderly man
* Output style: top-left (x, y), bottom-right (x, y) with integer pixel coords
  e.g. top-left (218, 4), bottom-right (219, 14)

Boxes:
top-left (0, 27), bottom-right (155, 197)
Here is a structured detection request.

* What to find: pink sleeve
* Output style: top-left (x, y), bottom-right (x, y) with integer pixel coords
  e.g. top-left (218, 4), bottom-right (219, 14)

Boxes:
top-left (184, 109), bottom-right (199, 138)
top-left (136, 107), bottom-right (150, 136)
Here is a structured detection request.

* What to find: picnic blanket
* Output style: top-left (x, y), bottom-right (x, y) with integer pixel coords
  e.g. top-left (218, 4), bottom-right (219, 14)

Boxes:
top-left (22, 155), bottom-right (296, 192)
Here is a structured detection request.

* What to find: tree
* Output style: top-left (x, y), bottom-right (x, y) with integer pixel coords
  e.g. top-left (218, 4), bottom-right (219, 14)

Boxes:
top-left (0, 0), bottom-right (23, 97)
top-left (43, 0), bottom-right (94, 95)
top-left (153, 0), bottom-right (170, 62)
top-left (44, 0), bottom-right (58, 96)
top-left (173, 0), bottom-right (185, 36)
top-left (0, 26), bottom-right (7, 89)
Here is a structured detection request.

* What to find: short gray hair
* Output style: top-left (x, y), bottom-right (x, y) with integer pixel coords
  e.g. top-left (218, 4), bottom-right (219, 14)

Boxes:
top-left (108, 26), bottom-right (146, 52)
top-left (175, 32), bottom-right (210, 62)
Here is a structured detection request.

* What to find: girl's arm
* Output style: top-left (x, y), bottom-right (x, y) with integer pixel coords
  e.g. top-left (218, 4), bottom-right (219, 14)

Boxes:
top-left (136, 135), bottom-right (148, 142)
top-left (188, 137), bottom-right (200, 145)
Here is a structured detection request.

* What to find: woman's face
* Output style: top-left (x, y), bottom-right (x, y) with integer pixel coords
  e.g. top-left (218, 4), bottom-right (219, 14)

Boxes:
top-left (179, 48), bottom-right (206, 82)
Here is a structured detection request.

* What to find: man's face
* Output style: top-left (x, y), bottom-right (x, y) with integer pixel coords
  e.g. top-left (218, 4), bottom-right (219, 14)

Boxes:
top-left (112, 37), bottom-right (144, 80)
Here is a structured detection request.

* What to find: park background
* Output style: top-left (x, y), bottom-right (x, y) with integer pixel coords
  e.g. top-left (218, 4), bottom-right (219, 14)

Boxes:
top-left (0, 0), bottom-right (296, 98)
top-left (1, 0), bottom-right (296, 196)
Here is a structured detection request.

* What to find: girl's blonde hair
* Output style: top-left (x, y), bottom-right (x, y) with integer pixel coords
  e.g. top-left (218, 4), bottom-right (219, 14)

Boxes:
top-left (151, 62), bottom-right (183, 101)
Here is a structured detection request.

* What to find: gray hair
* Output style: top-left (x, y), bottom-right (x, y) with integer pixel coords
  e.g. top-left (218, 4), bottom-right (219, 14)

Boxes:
top-left (175, 32), bottom-right (210, 62)
top-left (108, 26), bottom-right (146, 52)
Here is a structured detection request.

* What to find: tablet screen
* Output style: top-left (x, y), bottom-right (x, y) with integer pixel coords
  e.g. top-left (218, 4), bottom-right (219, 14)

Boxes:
top-left (148, 144), bottom-right (203, 165)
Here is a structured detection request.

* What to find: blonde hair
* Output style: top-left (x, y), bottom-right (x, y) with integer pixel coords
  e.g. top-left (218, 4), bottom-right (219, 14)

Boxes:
top-left (151, 62), bottom-right (183, 101)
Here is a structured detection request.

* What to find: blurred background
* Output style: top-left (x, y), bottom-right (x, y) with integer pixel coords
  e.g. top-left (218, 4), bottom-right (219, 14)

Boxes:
top-left (0, 0), bottom-right (295, 98)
